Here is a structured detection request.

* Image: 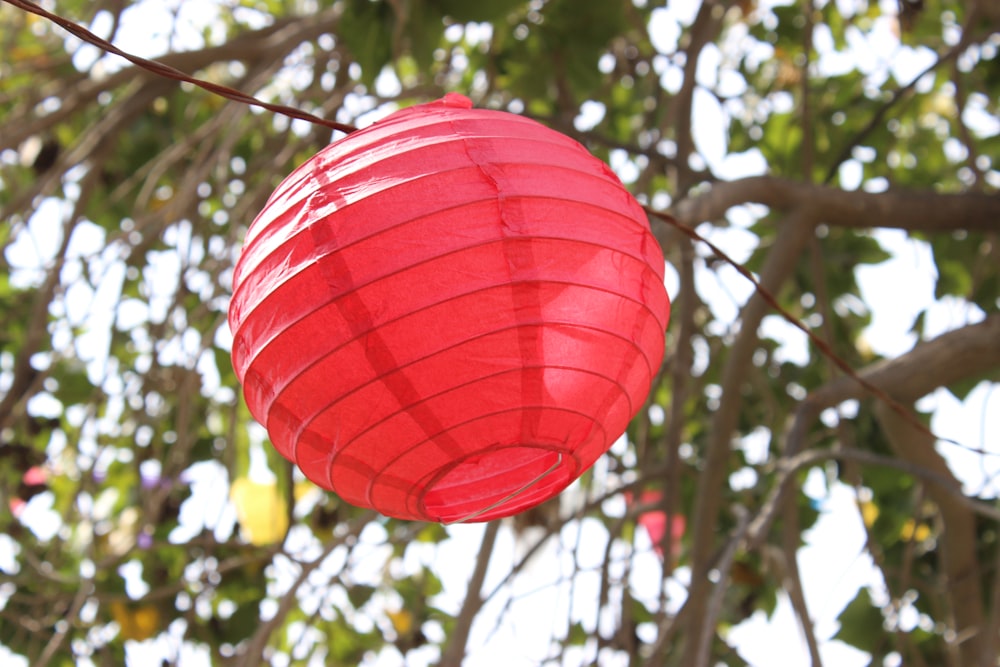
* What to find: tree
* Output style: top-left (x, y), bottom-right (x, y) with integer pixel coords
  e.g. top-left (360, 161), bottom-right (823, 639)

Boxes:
top-left (1, 0), bottom-right (998, 665)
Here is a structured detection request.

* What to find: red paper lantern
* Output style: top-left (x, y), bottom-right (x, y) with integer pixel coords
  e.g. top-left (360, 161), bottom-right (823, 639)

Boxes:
top-left (229, 94), bottom-right (670, 523)
top-left (627, 490), bottom-right (686, 559)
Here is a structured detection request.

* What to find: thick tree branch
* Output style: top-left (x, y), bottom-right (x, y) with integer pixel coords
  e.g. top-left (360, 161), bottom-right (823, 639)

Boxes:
top-left (874, 403), bottom-right (986, 667)
top-left (680, 209), bottom-right (815, 665)
top-left (742, 312), bottom-right (998, 666)
top-left (754, 314), bottom-right (1000, 549)
top-left (808, 313), bottom-right (1000, 410)
top-left (671, 0), bottom-right (725, 175)
top-left (670, 175), bottom-right (1000, 232)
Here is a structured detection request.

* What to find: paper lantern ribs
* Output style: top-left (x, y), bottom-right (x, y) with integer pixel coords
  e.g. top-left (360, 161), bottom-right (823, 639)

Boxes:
top-left (229, 93), bottom-right (670, 523)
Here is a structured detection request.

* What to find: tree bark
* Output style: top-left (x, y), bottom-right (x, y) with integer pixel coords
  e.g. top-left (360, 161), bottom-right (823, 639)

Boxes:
top-left (808, 313), bottom-right (1000, 409)
top-left (440, 522), bottom-right (500, 667)
top-left (670, 175), bottom-right (1000, 232)
top-left (875, 403), bottom-right (986, 667)
top-left (679, 210), bottom-right (815, 665)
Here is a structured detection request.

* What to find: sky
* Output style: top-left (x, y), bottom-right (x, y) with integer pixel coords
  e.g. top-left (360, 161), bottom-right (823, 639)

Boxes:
top-left (2, 0), bottom-right (999, 666)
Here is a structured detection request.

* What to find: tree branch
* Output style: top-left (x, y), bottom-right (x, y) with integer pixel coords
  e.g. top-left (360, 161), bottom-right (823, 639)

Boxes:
top-left (751, 314), bottom-right (1000, 551)
top-left (745, 447), bottom-right (1000, 557)
top-left (695, 506), bottom-right (750, 667)
top-left (671, 0), bottom-right (726, 175)
top-left (440, 521), bottom-right (500, 667)
top-left (670, 175), bottom-right (1000, 232)
top-left (680, 209), bottom-right (815, 665)
top-left (781, 489), bottom-right (824, 667)
top-left (808, 313), bottom-right (1000, 409)
top-left (874, 402), bottom-right (986, 667)
top-left (238, 511), bottom-right (376, 667)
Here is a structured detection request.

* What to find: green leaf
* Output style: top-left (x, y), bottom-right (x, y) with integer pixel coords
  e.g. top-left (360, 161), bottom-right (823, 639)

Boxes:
top-left (217, 600), bottom-right (264, 644)
top-left (347, 584), bottom-right (376, 609)
top-left (400, 2), bottom-right (447, 70)
top-left (758, 111), bottom-right (803, 175)
top-left (339, 0), bottom-right (396, 88)
top-left (934, 257), bottom-right (973, 299)
top-left (944, 375), bottom-right (996, 402)
top-left (50, 359), bottom-right (95, 406)
top-left (834, 587), bottom-right (885, 656)
top-left (566, 621), bottom-right (589, 646)
top-left (415, 522), bottom-right (447, 543)
top-left (435, 0), bottom-right (523, 24)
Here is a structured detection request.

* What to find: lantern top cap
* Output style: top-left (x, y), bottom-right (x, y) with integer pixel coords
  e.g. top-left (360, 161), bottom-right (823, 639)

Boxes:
top-left (432, 93), bottom-right (474, 109)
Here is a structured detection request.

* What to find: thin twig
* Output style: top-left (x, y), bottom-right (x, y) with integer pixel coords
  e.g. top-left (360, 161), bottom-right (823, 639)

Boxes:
top-left (30, 579), bottom-right (93, 667)
top-left (821, 17), bottom-right (977, 185)
top-left (440, 522), bottom-right (501, 666)
top-left (695, 506), bottom-right (751, 667)
top-left (781, 491), bottom-right (824, 667)
top-left (238, 510), bottom-right (376, 666)
top-left (746, 446), bottom-right (1000, 556)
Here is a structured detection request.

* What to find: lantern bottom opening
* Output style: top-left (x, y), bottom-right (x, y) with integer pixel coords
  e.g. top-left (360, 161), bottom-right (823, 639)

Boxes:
top-left (421, 445), bottom-right (574, 524)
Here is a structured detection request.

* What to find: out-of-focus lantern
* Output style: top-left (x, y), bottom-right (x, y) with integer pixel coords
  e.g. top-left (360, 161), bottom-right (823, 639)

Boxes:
top-left (628, 490), bottom-right (686, 559)
top-left (229, 94), bottom-right (669, 523)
